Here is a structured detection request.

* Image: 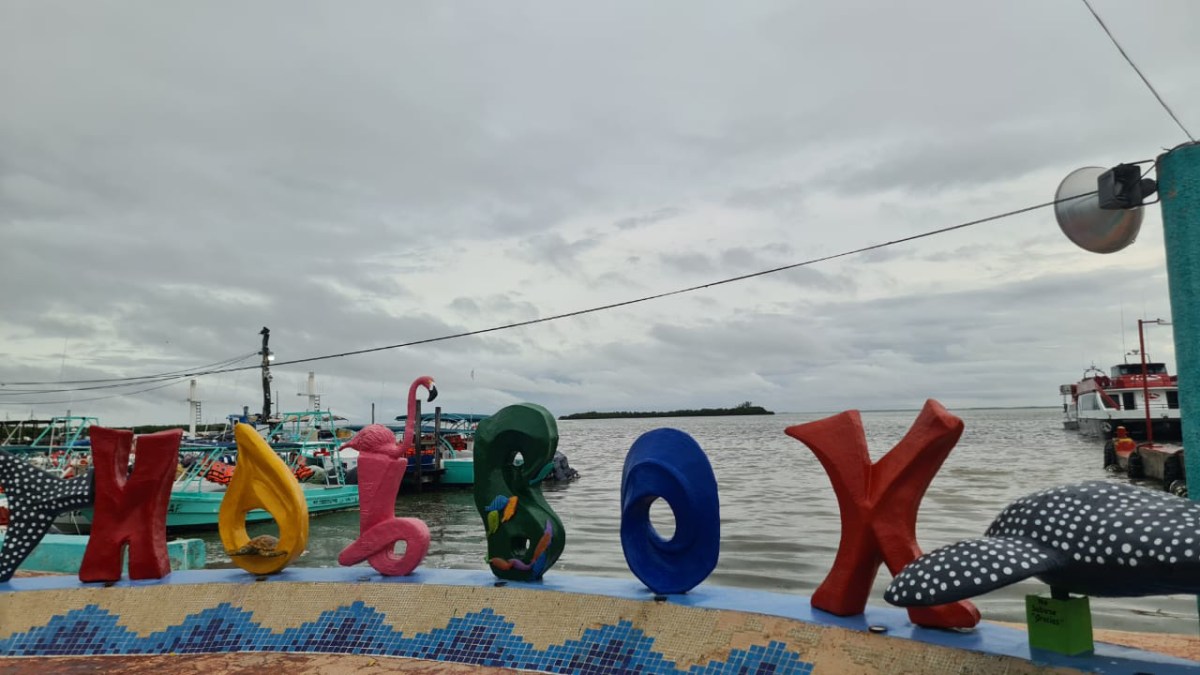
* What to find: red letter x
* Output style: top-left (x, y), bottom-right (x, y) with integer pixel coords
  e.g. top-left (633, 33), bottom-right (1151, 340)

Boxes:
top-left (786, 400), bottom-right (979, 629)
top-left (79, 427), bottom-right (181, 582)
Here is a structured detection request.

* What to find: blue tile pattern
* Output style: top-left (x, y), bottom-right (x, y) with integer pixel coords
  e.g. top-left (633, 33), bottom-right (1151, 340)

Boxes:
top-left (0, 603), bottom-right (814, 674)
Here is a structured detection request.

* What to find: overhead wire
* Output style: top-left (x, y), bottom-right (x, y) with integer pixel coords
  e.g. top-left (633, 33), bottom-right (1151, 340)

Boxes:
top-left (1079, 0), bottom-right (1195, 143)
top-left (0, 191), bottom-right (1089, 407)
top-left (0, 351), bottom-right (260, 388)
top-left (0, 353), bottom-right (258, 399)
top-left (0, 192), bottom-right (1099, 406)
top-left (0, 376), bottom-right (193, 407)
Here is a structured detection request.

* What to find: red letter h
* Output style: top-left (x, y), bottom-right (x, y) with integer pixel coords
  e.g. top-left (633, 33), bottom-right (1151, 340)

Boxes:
top-left (79, 428), bottom-right (181, 582)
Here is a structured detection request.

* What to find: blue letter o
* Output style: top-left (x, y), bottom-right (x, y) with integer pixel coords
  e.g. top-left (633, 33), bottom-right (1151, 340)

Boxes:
top-left (620, 428), bottom-right (719, 594)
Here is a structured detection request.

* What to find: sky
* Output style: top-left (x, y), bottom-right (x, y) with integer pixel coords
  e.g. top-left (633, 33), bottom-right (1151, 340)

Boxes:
top-left (2, 1), bottom-right (1199, 426)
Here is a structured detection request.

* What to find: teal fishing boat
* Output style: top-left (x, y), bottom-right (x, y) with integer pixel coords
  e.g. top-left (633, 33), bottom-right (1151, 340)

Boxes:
top-left (53, 411), bottom-right (359, 533)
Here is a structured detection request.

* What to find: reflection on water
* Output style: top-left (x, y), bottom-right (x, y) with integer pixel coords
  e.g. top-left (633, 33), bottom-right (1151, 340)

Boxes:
top-left (194, 408), bottom-right (1197, 633)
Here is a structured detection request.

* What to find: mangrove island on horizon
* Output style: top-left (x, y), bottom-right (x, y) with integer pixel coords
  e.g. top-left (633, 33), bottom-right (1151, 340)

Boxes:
top-left (559, 401), bottom-right (774, 420)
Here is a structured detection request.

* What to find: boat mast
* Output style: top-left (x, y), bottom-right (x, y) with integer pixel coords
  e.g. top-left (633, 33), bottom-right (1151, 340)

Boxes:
top-left (187, 379), bottom-right (201, 437)
top-left (301, 371), bottom-right (320, 411)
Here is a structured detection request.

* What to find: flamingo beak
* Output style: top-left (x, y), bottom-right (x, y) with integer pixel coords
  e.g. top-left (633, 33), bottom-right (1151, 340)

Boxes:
top-left (427, 384), bottom-right (438, 403)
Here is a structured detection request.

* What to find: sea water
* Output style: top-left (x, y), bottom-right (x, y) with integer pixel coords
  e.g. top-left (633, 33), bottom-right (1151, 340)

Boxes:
top-left (195, 407), bottom-right (1199, 634)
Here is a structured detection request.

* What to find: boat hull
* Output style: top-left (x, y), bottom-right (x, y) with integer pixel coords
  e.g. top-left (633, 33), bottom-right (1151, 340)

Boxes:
top-left (54, 485), bottom-right (360, 533)
top-left (441, 458), bottom-right (474, 486)
top-left (1077, 414), bottom-right (1182, 441)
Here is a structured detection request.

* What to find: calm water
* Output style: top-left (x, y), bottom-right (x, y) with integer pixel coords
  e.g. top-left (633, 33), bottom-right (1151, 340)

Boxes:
top-left (196, 408), bottom-right (1200, 634)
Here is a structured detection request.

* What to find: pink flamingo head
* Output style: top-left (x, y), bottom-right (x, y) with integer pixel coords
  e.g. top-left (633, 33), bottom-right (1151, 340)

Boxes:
top-left (402, 375), bottom-right (438, 450)
top-left (340, 424), bottom-right (402, 459)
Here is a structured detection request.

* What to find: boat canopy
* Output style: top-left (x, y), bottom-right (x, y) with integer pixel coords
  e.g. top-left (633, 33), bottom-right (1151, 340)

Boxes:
top-left (393, 413), bottom-right (490, 424)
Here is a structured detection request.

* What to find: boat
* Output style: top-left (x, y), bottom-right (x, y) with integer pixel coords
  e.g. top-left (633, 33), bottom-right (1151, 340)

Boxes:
top-left (394, 412), bottom-right (488, 487)
top-left (1061, 362), bottom-right (1181, 441)
top-left (387, 412), bottom-right (578, 487)
top-left (0, 416), bottom-right (97, 478)
top-left (52, 411), bottom-right (360, 533)
top-left (1059, 384), bottom-right (1079, 430)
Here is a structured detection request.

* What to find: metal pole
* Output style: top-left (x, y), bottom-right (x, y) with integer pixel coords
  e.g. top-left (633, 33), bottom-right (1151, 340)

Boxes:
top-left (188, 379), bottom-right (198, 438)
top-left (1160, 141), bottom-right (1200, 630)
top-left (433, 405), bottom-right (443, 486)
top-left (414, 399), bottom-right (423, 492)
top-left (259, 327), bottom-right (272, 425)
top-left (1158, 142), bottom-right (1200, 499)
top-left (1138, 320), bottom-right (1153, 445)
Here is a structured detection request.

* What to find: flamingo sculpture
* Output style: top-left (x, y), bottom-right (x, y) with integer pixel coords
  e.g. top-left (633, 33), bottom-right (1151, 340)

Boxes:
top-left (335, 374), bottom-right (437, 576)
top-left (400, 375), bottom-right (438, 456)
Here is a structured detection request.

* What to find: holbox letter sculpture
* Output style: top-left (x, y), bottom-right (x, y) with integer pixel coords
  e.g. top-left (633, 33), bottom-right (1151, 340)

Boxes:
top-left (473, 403), bottom-right (564, 581)
top-left (337, 424), bottom-right (430, 575)
top-left (621, 428), bottom-right (719, 594)
top-left (786, 399), bottom-right (980, 629)
top-left (79, 428), bottom-right (181, 582)
top-left (218, 423), bottom-right (308, 575)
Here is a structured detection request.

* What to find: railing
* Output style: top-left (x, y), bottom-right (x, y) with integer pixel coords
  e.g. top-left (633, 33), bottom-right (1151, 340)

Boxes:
top-left (1101, 398), bottom-right (1180, 414)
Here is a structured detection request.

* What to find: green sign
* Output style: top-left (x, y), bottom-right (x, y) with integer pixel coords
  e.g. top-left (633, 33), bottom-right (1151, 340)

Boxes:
top-left (1025, 594), bottom-right (1093, 656)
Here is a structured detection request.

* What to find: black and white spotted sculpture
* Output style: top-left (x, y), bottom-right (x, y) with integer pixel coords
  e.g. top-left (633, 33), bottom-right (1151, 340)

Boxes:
top-left (885, 480), bottom-right (1200, 607)
top-left (0, 450), bottom-right (95, 582)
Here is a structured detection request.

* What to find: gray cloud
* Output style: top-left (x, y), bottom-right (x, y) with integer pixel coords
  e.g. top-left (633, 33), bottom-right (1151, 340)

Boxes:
top-left (1, 0), bottom-right (1195, 423)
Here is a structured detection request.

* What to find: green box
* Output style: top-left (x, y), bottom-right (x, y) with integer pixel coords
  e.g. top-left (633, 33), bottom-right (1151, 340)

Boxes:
top-left (1025, 594), bottom-right (1094, 656)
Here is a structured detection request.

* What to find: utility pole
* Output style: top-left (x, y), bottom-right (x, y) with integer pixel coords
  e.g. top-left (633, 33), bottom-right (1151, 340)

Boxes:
top-left (260, 327), bottom-right (273, 426)
top-left (1158, 142), bottom-right (1200, 500)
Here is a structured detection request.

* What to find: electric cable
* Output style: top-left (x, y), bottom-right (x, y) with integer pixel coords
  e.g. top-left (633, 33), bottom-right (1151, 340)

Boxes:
top-left (1079, 0), bottom-right (1195, 143)
top-left (0, 351), bottom-right (259, 388)
top-left (0, 192), bottom-right (1094, 404)
top-left (0, 353), bottom-right (259, 394)
top-left (0, 375), bottom-right (194, 406)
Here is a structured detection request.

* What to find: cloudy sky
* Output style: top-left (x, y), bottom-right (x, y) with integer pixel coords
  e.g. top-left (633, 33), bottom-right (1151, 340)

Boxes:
top-left (2, 1), bottom-right (1198, 426)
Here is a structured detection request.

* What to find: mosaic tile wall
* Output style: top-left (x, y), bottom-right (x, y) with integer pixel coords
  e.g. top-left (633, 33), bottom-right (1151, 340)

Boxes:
top-left (0, 581), bottom-right (1086, 673)
top-left (0, 584), bottom-right (816, 674)
top-left (0, 603), bottom-right (812, 674)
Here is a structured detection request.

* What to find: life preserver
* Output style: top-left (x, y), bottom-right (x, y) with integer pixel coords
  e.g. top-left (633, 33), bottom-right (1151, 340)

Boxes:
top-left (204, 461), bottom-right (235, 485)
top-left (62, 456), bottom-right (89, 479)
top-left (294, 465), bottom-right (315, 482)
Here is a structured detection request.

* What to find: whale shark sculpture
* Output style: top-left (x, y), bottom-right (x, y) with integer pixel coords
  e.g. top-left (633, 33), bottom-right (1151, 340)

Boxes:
top-left (885, 480), bottom-right (1200, 607)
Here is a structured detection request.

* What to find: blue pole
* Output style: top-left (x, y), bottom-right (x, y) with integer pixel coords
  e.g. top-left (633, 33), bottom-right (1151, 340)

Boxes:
top-left (1158, 142), bottom-right (1200, 498)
